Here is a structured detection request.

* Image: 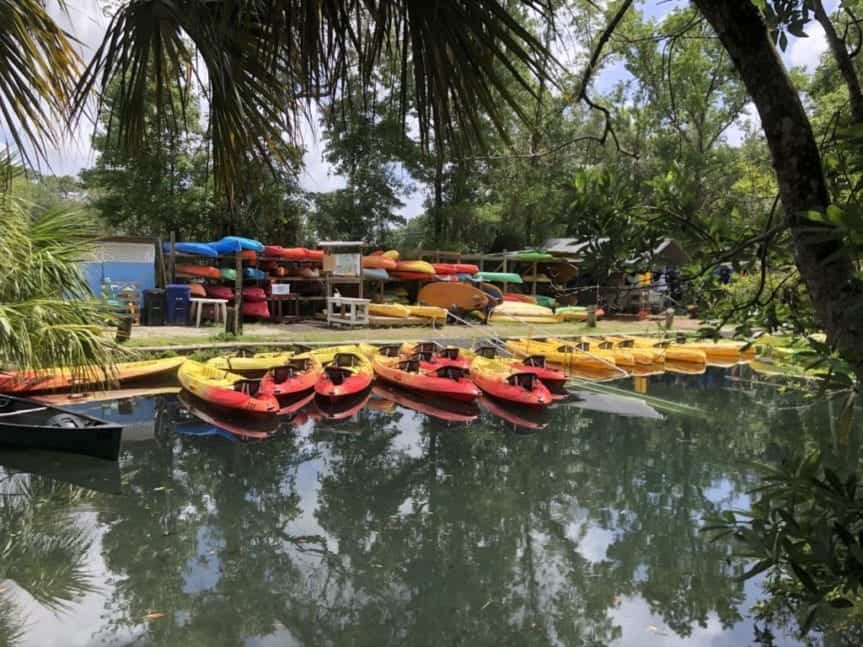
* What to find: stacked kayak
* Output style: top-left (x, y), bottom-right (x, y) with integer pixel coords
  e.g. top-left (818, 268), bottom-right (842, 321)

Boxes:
top-left (405, 305), bottom-right (447, 321)
top-left (418, 283), bottom-right (489, 312)
top-left (503, 293), bottom-right (537, 304)
top-left (474, 271), bottom-right (523, 284)
top-left (369, 303), bottom-right (411, 318)
top-left (163, 242), bottom-right (218, 257)
top-left (469, 356), bottom-right (552, 407)
top-left (176, 264), bottom-right (221, 279)
top-left (311, 346), bottom-right (374, 400)
top-left (259, 354), bottom-right (322, 398)
top-left (372, 355), bottom-right (480, 402)
top-left (490, 301), bottom-right (557, 324)
top-left (363, 255), bottom-right (397, 270)
top-left (555, 306), bottom-right (605, 322)
top-left (210, 236), bottom-right (265, 254)
top-left (0, 357), bottom-right (187, 394)
top-left (178, 360), bottom-right (279, 414)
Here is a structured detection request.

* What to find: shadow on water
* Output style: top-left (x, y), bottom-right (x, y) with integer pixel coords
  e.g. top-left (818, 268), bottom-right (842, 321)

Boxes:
top-left (0, 367), bottom-right (858, 646)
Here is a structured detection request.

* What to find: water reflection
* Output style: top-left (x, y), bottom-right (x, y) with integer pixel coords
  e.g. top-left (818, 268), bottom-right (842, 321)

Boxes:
top-left (0, 368), bottom-right (855, 646)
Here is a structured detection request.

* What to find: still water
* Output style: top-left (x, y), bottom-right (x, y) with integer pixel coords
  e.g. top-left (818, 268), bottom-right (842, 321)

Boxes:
top-left (0, 368), bottom-right (856, 646)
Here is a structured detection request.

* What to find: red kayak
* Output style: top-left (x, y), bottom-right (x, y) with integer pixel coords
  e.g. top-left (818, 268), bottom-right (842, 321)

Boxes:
top-left (470, 357), bottom-right (553, 407)
top-left (259, 355), bottom-right (322, 398)
top-left (372, 355), bottom-right (480, 402)
top-left (403, 343), bottom-right (472, 371)
top-left (473, 347), bottom-right (566, 388)
top-left (314, 352), bottom-right (374, 400)
top-left (390, 270), bottom-right (437, 281)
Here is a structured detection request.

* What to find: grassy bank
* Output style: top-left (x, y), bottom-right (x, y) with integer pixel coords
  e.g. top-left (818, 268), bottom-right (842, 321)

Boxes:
top-left (121, 317), bottom-right (708, 352)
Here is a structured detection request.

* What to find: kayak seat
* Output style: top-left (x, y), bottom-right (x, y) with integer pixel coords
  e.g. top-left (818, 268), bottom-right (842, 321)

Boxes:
top-left (508, 373), bottom-right (537, 391)
top-left (617, 339), bottom-right (635, 348)
top-left (439, 348), bottom-right (460, 360)
top-left (415, 342), bottom-right (438, 354)
top-left (522, 355), bottom-right (547, 368)
top-left (237, 380), bottom-right (262, 396)
top-left (398, 359), bottom-right (421, 373)
top-left (598, 341), bottom-right (613, 350)
top-left (334, 353), bottom-right (359, 368)
top-left (272, 365), bottom-right (297, 383)
top-left (47, 413), bottom-right (85, 428)
top-left (436, 365), bottom-right (467, 380)
top-left (324, 366), bottom-right (351, 385)
top-left (413, 350), bottom-right (434, 362)
top-left (476, 346), bottom-right (498, 359)
top-left (378, 344), bottom-right (402, 357)
top-left (576, 342), bottom-right (591, 352)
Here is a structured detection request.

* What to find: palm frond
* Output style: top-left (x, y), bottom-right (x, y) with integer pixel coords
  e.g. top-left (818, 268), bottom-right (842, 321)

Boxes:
top-left (0, 0), bottom-right (81, 167)
top-left (70, 0), bottom-right (554, 201)
top-left (0, 197), bottom-right (123, 374)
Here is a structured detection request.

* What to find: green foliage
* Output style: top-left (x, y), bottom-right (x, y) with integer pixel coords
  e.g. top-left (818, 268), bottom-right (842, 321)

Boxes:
top-left (704, 449), bottom-right (863, 634)
top-left (0, 178), bottom-right (123, 373)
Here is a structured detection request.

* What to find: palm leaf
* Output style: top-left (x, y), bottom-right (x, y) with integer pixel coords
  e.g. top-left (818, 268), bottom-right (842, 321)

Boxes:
top-left (70, 0), bottom-right (553, 201)
top-left (0, 0), bottom-right (80, 167)
top-left (0, 191), bottom-right (124, 375)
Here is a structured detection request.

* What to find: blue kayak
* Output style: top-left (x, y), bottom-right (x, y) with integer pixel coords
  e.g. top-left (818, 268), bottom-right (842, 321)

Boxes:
top-left (210, 236), bottom-right (265, 254)
top-left (363, 268), bottom-right (389, 281)
top-left (163, 242), bottom-right (219, 257)
top-left (243, 267), bottom-right (267, 280)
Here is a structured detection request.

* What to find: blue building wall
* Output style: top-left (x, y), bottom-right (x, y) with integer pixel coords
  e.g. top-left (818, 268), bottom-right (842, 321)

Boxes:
top-left (82, 261), bottom-right (155, 297)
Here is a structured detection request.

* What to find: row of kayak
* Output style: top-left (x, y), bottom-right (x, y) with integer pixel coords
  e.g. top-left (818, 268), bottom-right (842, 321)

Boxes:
top-left (179, 343), bottom-right (567, 412)
top-left (0, 336), bottom-right (755, 403)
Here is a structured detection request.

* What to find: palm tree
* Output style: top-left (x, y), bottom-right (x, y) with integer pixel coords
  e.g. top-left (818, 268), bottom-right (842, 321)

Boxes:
top-left (0, 166), bottom-right (121, 374)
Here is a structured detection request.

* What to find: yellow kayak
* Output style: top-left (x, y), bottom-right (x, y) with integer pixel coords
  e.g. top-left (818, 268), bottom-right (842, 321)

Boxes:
top-left (505, 339), bottom-right (616, 372)
top-left (675, 339), bottom-right (756, 364)
top-left (0, 356), bottom-right (187, 394)
top-left (178, 360), bottom-right (279, 414)
top-left (622, 336), bottom-right (707, 365)
top-left (369, 303), bottom-right (410, 318)
top-left (206, 352), bottom-right (294, 373)
top-left (601, 337), bottom-right (665, 364)
top-left (404, 305), bottom-right (448, 321)
top-left (537, 337), bottom-right (637, 368)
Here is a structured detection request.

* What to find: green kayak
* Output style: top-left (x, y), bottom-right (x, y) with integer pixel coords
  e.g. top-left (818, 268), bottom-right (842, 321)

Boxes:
top-left (220, 268), bottom-right (237, 281)
top-left (534, 295), bottom-right (557, 308)
top-left (473, 271), bottom-right (523, 284)
top-left (513, 250), bottom-right (554, 262)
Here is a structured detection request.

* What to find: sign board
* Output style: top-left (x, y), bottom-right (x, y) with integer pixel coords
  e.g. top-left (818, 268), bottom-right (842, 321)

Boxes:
top-left (324, 253), bottom-right (361, 277)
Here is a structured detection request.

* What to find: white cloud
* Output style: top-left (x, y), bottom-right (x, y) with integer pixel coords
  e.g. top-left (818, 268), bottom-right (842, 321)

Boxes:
top-left (785, 21), bottom-right (828, 72)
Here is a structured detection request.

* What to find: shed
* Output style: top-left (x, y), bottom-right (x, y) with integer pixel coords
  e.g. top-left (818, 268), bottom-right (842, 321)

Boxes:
top-left (81, 236), bottom-right (156, 296)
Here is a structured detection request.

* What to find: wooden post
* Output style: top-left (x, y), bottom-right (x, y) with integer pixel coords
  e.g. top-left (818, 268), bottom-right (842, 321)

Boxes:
top-left (664, 307), bottom-right (674, 330)
top-left (234, 253), bottom-right (243, 335)
top-left (479, 254), bottom-right (485, 271)
top-left (586, 304), bottom-right (597, 327)
top-left (168, 231), bottom-right (176, 284)
top-left (502, 250), bottom-right (508, 294)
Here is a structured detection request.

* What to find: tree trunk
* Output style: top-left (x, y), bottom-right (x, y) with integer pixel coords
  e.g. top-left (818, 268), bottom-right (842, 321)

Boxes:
top-left (693, 0), bottom-right (863, 380)
top-left (812, 0), bottom-right (863, 124)
top-left (433, 143), bottom-right (444, 244)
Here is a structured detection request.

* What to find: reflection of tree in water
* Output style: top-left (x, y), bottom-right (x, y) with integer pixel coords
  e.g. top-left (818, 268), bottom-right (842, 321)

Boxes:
top-left (75, 375), bottom-right (852, 646)
top-left (0, 473), bottom-right (98, 646)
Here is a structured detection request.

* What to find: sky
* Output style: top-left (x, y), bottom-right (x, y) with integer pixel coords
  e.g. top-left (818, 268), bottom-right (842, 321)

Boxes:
top-left (41, 0), bottom-right (836, 219)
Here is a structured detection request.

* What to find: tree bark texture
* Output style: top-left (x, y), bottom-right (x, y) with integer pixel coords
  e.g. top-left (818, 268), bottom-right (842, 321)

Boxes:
top-left (693, 0), bottom-right (863, 378)
top-left (812, 0), bottom-right (863, 124)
